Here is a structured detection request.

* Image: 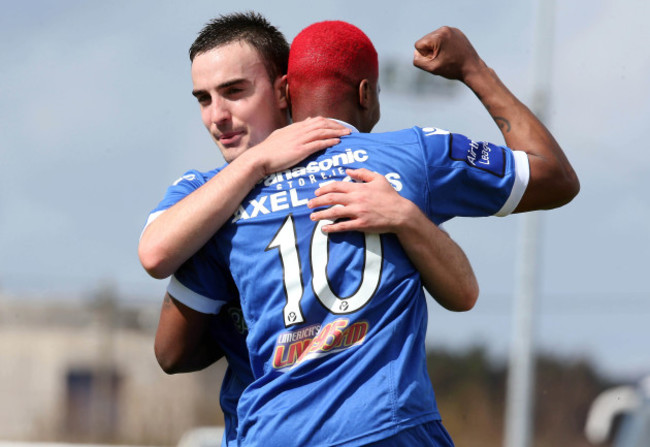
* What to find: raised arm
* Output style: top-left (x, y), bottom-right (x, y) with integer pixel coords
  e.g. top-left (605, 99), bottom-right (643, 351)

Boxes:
top-left (308, 168), bottom-right (479, 311)
top-left (139, 118), bottom-right (350, 279)
top-left (413, 26), bottom-right (580, 212)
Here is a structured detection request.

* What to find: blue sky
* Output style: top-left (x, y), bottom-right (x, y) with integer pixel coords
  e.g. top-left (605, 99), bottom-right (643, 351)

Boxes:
top-left (1, 0), bottom-right (648, 380)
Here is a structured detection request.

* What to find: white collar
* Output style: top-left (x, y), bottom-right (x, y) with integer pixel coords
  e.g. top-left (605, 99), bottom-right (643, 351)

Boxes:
top-left (328, 118), bottom-right (359, 133)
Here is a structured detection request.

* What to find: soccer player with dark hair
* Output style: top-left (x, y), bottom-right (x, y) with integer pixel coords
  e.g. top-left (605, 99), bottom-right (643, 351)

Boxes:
top-left (143, 13), bottom-right (481, 447)
top-left (155, 19), bottom-right (578, 446)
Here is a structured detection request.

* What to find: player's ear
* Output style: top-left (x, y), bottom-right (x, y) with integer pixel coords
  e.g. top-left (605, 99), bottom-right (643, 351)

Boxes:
top-left (358, 78), bottom-right (380, 131)
top-left (358, 79), bottom-right (371, 109)
top-left (285, 80), bottom-right (291, 107)
top-left (274, 74), bottom-right (288, 110)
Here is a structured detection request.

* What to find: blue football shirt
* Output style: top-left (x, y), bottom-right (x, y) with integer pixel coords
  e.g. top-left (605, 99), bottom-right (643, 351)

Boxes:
top-left (160, 124), bottom-right (529, 446)
top-left (144, 179), bottom-right (248, 447)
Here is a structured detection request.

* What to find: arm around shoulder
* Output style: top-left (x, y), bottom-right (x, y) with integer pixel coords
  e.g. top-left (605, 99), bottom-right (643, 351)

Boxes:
top-left (139, 118), bottom-right (351, 279)
top-left (394, 203), bottom-right (479, 312)
top-left (308, 168), bottom-right (479, 311)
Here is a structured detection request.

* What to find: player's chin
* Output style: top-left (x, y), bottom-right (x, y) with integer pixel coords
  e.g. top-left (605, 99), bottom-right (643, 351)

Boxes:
top-left (218, 143), bottom-right (248, 164)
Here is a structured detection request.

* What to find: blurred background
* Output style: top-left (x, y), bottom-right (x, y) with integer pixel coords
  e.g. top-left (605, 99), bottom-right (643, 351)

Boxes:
top-left (1, 0), bottom-right (648, 446)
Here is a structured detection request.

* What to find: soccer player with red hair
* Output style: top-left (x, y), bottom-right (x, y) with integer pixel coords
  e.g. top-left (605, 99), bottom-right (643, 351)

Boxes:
top-left (161, 19), bottom-right (577, 446)
top-left (287, 20), bottom-right (380, 132)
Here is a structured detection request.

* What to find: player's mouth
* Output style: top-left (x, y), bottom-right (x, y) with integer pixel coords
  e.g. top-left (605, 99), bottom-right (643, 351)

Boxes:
top-left (218, 130), bottom-right (245, 147)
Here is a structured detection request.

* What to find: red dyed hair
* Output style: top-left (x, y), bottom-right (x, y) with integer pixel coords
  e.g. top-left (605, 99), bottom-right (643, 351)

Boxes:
top-left (288, 21), bottom-right (378, 103)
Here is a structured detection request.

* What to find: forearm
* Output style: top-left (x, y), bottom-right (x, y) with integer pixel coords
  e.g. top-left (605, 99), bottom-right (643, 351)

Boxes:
top-left (160, 334), bottom-right (225, 374)
top-left (308, 168), bottom-right (478, 310)
top-left (139, 118), bottom-right (349, 279)
top-left (154, 293), bottom-right (225, 374)
top-left (394, 203), bottom-right (478, 311)
top-left (139, 151), bottom-right (265, 279)
top-left (463, 62), bottom-right (580, 211)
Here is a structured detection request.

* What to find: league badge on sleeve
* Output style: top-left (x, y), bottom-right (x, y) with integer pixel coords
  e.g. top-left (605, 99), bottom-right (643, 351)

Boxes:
top-left (449, 133), bottom-right (506, 177)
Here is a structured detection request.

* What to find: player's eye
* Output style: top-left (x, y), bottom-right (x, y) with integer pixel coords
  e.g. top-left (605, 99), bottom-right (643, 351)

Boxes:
top-left (196, 94), bottom-right (210, 105)
top-left (226, 87), bottom-right (245, 97)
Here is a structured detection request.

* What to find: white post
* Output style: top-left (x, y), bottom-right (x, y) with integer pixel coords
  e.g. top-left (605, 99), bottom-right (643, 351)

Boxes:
top-left (504, 1), bottom-right (555, 446)
top-left (504, 211), bottom-right (543, 447)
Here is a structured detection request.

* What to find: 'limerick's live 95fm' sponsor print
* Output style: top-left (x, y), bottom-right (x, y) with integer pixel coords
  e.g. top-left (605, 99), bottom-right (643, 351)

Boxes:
top-left (272, 319), bottom-right (369, 370)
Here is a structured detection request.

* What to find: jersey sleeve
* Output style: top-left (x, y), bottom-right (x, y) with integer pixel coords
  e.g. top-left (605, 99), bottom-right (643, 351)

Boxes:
top-left (416, 127), bottom-right (529, 221)
top-left (141, 168), bottom-right (222, 233)
top-left (166, 239), bottom-right (234, 314)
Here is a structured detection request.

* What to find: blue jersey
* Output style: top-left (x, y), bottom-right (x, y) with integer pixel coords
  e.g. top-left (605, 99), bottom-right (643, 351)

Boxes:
top-left (165, 124), bottom-right (529, 446)
top-left (210, 300), bottom-right (251, 447)
top-left (145, 186), bottom-right (250, 447)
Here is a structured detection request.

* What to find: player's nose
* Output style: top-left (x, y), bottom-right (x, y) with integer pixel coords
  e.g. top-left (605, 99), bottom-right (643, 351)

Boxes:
top-left (208, 101), bottom-right (231, 125)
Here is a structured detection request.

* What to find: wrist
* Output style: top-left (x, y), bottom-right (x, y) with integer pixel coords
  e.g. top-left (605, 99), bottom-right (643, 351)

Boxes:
top-left (462, 59), bottom-right (492, 90)
top-left (392, 199), bottom-right (425, 238)
top-left (234, 146), bottom-right (269, 183)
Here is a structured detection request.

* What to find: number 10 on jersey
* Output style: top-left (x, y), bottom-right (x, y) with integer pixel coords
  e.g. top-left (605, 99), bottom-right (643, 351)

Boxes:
top-left (266, 214), bottom-right (383, 328)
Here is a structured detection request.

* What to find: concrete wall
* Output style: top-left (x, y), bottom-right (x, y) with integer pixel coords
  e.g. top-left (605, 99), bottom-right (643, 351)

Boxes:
top-left (0, 294), bottom-right (226, 446)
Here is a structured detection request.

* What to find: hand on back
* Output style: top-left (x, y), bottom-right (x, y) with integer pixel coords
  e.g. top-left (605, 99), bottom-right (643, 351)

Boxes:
top-left (248, 117), bottom-right (350, 178)
top-left (308, 168), bottom-right (414, 235)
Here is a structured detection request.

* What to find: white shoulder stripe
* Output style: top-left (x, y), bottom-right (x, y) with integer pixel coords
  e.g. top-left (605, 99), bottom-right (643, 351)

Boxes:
top-left (145, 209), bottom-right (165, 228)
top-left (138, 209), bottom-right (166, 240)
top-left (421, 127), bottom-right (450, 136)
top-left (495, 150), bottom-right (529, 217)
top-left (167, 276), bottom-right (225, 315)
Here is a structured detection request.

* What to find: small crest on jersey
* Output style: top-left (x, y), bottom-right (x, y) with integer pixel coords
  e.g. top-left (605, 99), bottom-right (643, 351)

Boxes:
top-left (172, 173), bottom-right (196, 185)
top-left (226, 305), bottom-right (248, 335)
top-left (422, 127), bottom-right (450, 136)
top-left (449, 134), bottom-right (506, 177)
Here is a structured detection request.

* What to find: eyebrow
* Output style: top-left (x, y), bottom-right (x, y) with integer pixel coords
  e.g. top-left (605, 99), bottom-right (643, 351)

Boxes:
top-left (217, 78), bottom-right (248, 90)
top-left (192, 78), bottom-right (249, 98)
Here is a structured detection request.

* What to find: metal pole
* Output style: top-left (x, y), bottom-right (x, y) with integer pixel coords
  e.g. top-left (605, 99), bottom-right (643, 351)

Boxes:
top-left (504, 1), bottom-right (555, 446)
top-left (504, 211), bottom-right (542, 447)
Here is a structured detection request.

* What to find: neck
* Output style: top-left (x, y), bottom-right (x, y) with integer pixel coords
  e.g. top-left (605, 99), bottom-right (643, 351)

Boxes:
top-left (292, 98), bottom-right (369, 131)
top-left (291, 82), bottom-right (373, 131)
